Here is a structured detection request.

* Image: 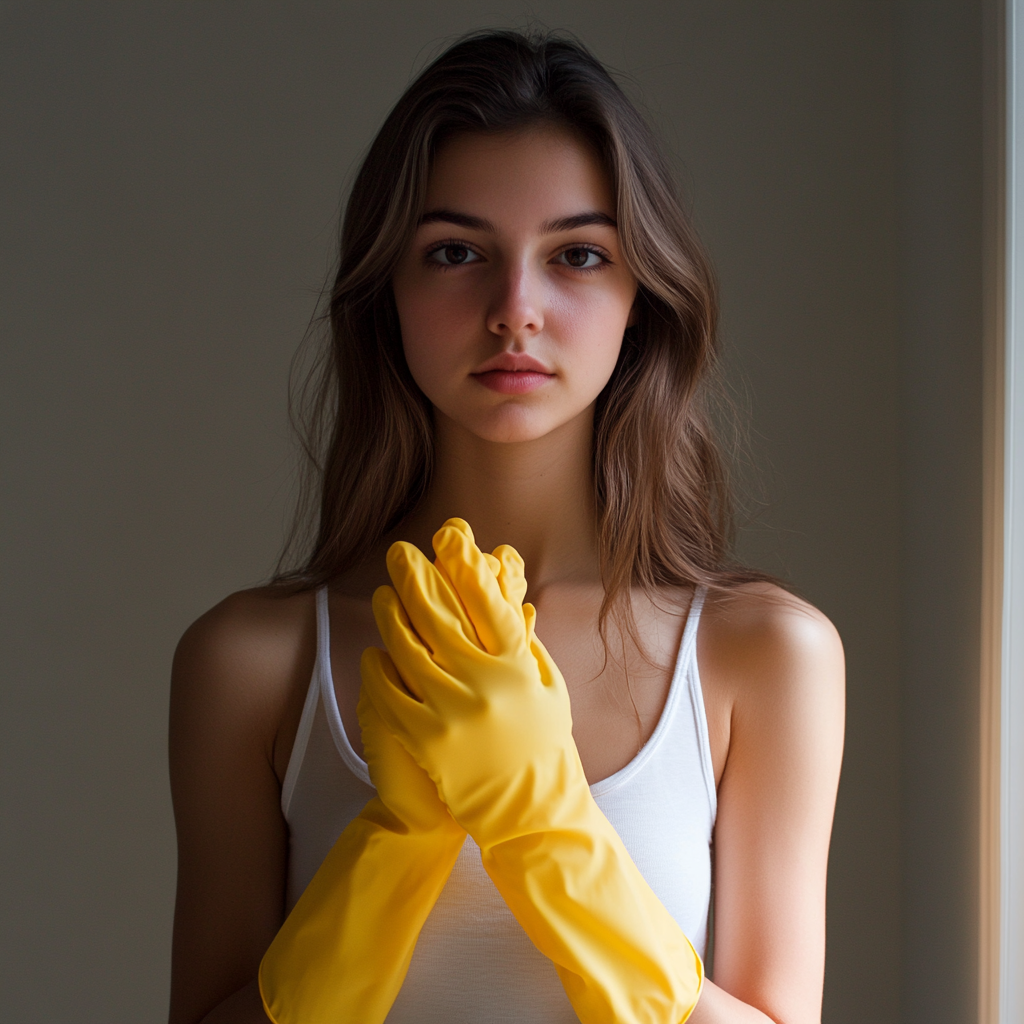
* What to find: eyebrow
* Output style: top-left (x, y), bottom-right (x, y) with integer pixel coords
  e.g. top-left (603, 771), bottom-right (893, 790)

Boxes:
top-left (418, 209), bottom-right (617, 233)
top-left (542, 211), bottom-right (617, 233)
top-left (419, 209), bottom-right (496, 231)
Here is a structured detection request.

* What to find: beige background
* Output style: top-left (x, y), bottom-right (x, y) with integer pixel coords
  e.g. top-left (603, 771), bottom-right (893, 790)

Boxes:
top-left (0, 2), bottom-right (984, 1022)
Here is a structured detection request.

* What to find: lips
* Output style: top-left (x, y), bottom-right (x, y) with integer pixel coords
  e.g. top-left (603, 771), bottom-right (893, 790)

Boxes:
top-left (472, 370), bottom-right (553, 394)
top-left (471, 353), bottom-right (553, 375)
top-left (470, 353), bottom-right (554, 395)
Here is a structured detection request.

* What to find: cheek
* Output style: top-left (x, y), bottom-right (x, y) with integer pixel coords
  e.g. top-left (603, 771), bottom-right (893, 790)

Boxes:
top-left (554, 286), bottom-right (633, 389)
top-left (393, 283), bottom-right (473, 397)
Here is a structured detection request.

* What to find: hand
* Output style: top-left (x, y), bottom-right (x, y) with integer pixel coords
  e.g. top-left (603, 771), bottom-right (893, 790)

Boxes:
top-left (361, 518), bottom-right (584, 845)
top-left (357, 683), bottom-right (464, 840)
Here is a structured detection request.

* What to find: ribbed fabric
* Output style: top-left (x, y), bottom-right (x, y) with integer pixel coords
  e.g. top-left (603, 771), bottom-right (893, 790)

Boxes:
top-left (282, 587), bottom-right (716, 1023)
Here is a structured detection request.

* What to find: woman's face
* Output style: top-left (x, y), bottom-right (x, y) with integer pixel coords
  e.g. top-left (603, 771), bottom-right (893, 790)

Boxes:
top-left (392, 127), bottom-right (638, 444)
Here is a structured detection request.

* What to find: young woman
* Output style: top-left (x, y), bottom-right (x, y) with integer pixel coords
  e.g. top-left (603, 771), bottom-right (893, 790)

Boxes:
top-left (168, 31), bottom-right (845, 1024)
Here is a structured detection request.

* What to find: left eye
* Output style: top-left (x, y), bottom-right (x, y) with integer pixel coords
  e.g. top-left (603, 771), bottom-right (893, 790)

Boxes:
top-left (559, 248), bottom-right (603, 269)
top-left (428, 245), bottom-right (480, 265)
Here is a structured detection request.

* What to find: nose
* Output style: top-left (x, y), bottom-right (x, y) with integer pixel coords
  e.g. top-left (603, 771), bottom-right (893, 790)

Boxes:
top-left (485, 260), bottom-right (544, 342)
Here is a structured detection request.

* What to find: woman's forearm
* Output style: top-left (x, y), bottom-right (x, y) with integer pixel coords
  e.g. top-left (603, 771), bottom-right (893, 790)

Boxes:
top-left (190, 969), bottom-right (793, 1024)
top-left (689, 979), bottom-right (793, 1024)
top-left (193, 975), bottom-right (789, 1024)
top-left (196, 979), bottom-right (266, 1024)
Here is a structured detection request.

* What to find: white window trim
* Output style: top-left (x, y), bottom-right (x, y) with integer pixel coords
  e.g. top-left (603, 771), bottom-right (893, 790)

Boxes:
top-left (983, 3), bottom-right (1024, 1021)
top-left (1004, 4), bottom-right (1024, 1014)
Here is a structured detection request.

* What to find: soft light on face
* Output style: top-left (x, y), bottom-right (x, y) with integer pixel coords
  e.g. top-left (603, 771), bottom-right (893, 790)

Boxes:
top-left (391, 128), bottom-right (638, 444)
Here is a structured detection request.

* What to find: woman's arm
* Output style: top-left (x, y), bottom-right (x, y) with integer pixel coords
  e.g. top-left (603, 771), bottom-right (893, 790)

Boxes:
top-left (168, 590), bottom-right (314, 1024)
top-left (694, 588), bottom-right (846, 1024)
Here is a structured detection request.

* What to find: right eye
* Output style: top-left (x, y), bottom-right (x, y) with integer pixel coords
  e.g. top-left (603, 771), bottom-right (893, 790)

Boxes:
top-left (427, 244), bottom-right (481, 266)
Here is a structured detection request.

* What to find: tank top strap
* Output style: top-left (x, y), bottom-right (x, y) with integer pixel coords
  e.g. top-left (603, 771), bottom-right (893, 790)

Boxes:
top-left (280, 586), bottom-right (330, 817)
top-left (679, 584), bottom-right (707, 670)
top-left (316, 586), bottom-right (373, 786)
top-left (682, 586), bottom-right (717, 819)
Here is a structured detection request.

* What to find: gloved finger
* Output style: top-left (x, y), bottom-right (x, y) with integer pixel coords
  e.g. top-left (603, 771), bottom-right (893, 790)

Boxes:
top-left (372, 586), bottom-right (472, 699)
top-left (483, 552), bottom-right (501, 576)
top-left (386, 541), bottom-right (480, 653)
top-left (430, 555), bottom-right (486, 653)
top-left (360, 646), bottom-right (437, 755)
top-left (529, 631), bottom-right (569, 694)
top-left (432, 520), bottom-right (523, 656)
top-left (522, 601), bottom-right (537, 639)
top-left (492, 544), bottom-right (528, 613)
top-left (357, 687), bottom-right (454, 830)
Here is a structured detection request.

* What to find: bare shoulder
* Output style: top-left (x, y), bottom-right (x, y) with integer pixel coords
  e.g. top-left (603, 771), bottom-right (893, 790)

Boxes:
top-left (700, 582), bottom-right (844, 698)
top-left (174, 586), bottom-right (316, 687)
top-left (697, 583), bottom-right (845, 783)
top-left (170, 586), bottom-right (317, 780)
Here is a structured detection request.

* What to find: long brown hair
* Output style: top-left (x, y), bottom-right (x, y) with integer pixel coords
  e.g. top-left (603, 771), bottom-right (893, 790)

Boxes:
top-left (276, 29), bottom-right (770, 622)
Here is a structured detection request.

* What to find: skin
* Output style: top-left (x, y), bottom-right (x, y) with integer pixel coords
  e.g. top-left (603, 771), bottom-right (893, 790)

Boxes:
top-left (168, 128), bottom-right (845, 1024)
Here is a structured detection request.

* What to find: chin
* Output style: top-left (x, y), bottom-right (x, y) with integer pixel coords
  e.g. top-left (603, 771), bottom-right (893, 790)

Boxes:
top-left (464, 408), bottom-right (567, 445)
top-left (472, 423), bottom-right (557, 444)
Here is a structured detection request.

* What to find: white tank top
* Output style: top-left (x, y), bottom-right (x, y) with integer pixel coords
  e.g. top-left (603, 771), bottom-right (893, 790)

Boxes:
top-left (282, 586), bottom-right (716, 1023)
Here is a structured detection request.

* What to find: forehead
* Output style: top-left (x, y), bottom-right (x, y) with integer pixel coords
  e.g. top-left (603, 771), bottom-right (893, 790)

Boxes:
top-left (424, 128), bottom-right (615, 220)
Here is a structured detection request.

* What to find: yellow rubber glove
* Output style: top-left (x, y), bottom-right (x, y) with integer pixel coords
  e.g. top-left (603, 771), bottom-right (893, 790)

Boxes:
top-left (258, 685), bottom-right (466, 1024)
top-left (362, 518), bottom-right (704, 1024)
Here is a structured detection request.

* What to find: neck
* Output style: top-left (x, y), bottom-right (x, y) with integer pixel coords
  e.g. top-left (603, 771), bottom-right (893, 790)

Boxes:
top-left (401, 408), bottom-right (600, 590)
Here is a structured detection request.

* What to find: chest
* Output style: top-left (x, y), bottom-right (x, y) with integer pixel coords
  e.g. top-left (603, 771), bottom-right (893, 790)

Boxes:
top-left (327, 585), bottom-right (720, 786)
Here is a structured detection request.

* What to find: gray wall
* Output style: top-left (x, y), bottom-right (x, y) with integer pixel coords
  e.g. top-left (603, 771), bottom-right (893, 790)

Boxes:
top-left (0, 3), bottom-right (984, 1022)
top-left (897, 2), bottom-right (985, 1022)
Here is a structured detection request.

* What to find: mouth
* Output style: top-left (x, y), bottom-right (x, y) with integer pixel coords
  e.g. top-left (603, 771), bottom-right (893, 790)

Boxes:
top-left (469, 352), bottom-right (555, 394)
top-left (471, 369), bottom-right (554, 394)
